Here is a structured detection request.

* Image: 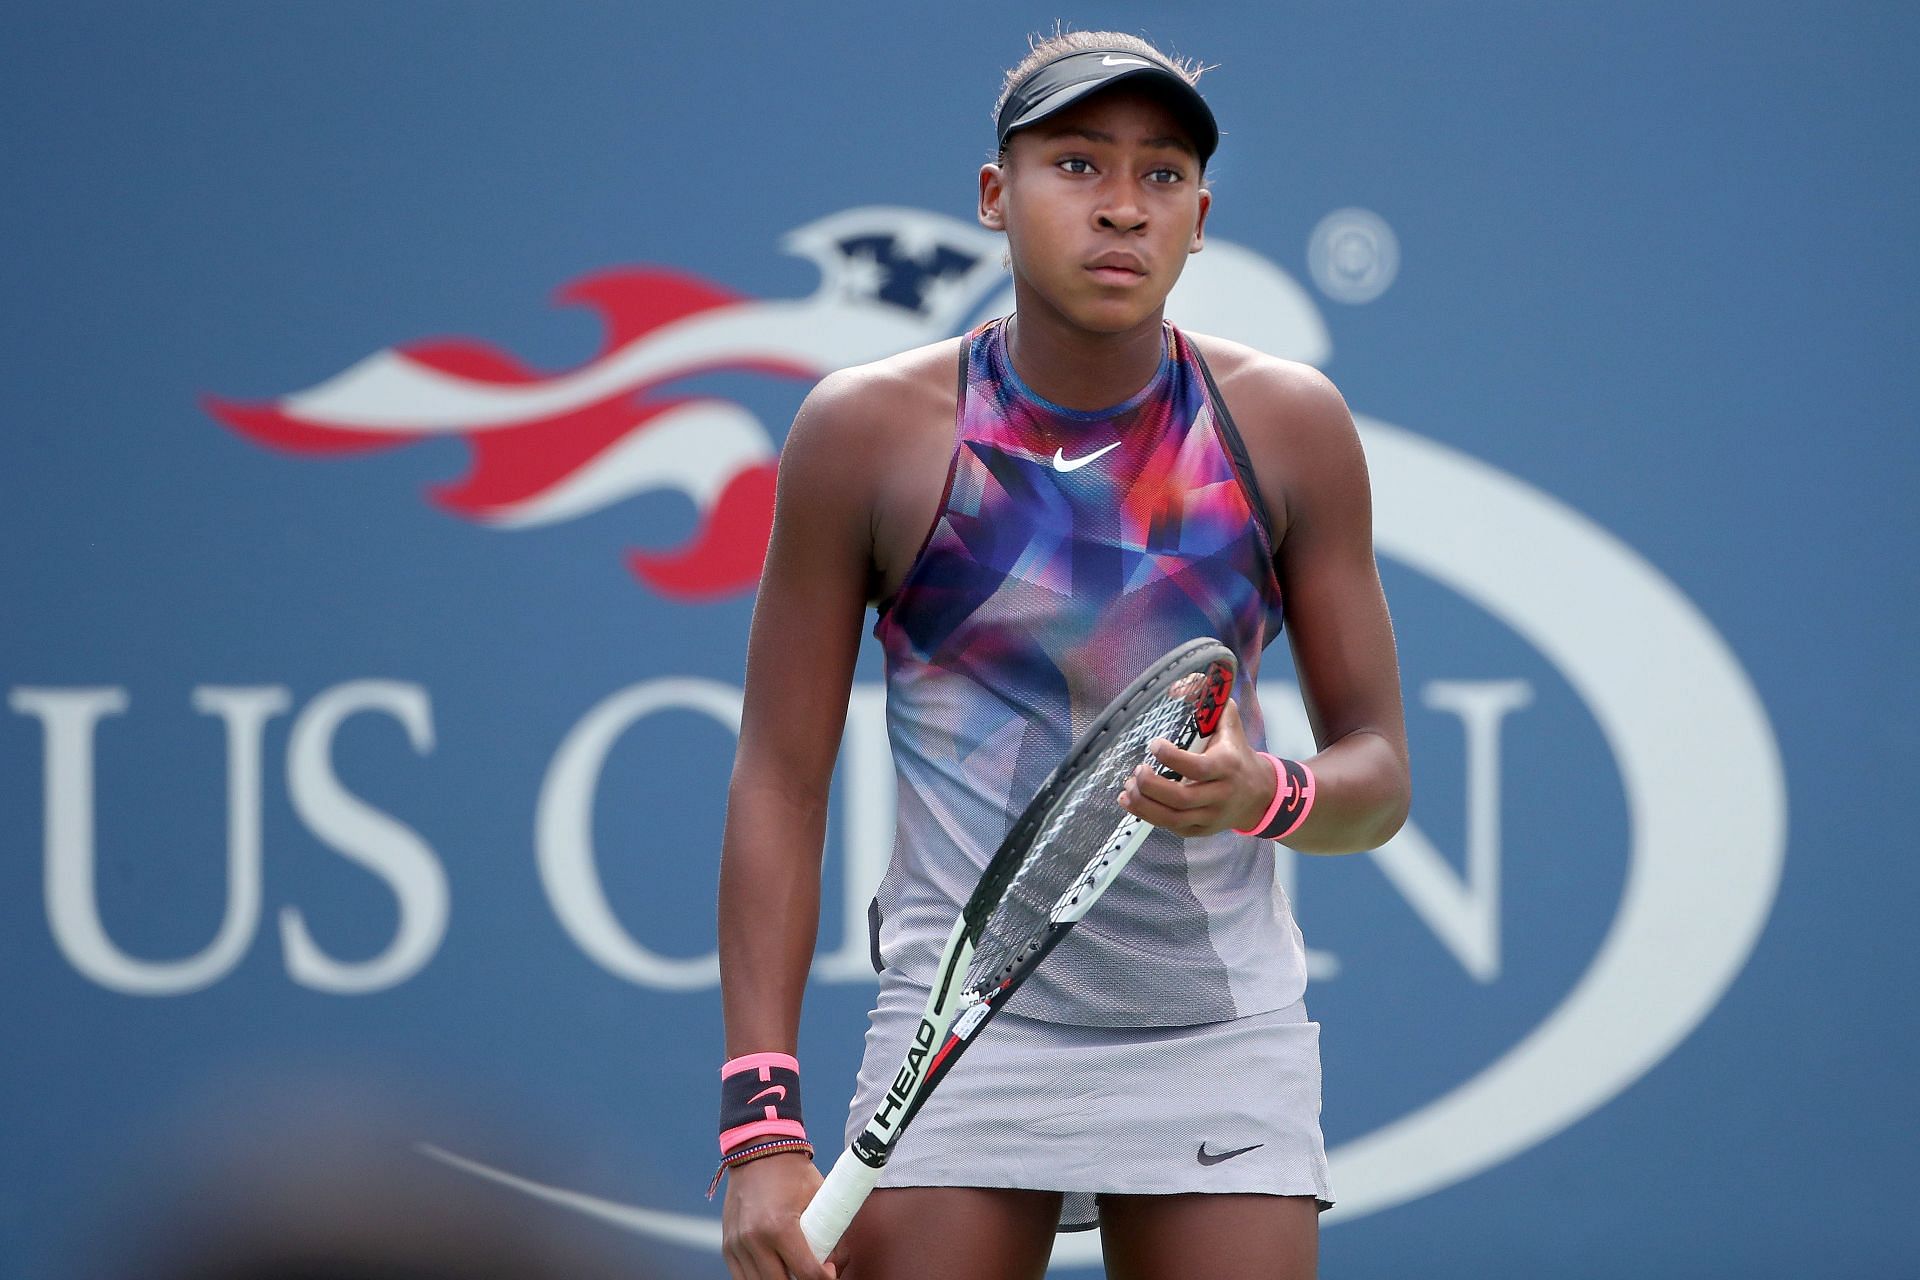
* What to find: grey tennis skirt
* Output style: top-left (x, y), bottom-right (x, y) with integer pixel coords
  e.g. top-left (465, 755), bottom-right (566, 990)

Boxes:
top-left (841, 977), bottom-right (1334, 1231)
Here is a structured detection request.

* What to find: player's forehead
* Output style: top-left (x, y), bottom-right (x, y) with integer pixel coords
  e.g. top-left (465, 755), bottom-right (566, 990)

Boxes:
top-left (1012, 86), bottom-right (1200, 156)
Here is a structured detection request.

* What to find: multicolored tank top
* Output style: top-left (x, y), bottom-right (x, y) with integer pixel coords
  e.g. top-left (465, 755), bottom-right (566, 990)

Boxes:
top-left (870, 316), bottom-right (1310, 1027)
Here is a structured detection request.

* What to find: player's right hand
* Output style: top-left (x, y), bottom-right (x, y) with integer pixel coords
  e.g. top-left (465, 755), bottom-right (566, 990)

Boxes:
top-left (722, 1152), bottom-right (838, 1280)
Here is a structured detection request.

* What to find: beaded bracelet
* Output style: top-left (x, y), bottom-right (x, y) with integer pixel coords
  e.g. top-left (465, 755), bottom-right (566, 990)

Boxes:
top-left (706, 1136), bottom-right (815, 1199)
top-left (1232, 752), bottom-right (1317, 841)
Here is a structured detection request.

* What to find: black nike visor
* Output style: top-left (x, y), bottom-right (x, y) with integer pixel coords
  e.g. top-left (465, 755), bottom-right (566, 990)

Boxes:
top-left (996, 49), bottom-right (1219, 166)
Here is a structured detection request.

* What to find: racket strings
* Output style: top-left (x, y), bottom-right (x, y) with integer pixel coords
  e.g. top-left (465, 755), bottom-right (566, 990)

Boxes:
top-left (963, 691), bottom-right (1196, 996)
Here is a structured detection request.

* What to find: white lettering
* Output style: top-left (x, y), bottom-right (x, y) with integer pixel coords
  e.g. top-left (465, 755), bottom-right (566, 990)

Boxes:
top-left (1372, 680), bottom-right (1532, 981)
top-left (10, 685), bottom-right (284, 995)
top-left (537, 678), bottom-right (740, 989)
top-left (281, 680), bottom-right (447, 993)
top-left (1261, 678), bottom-right (1530, 982)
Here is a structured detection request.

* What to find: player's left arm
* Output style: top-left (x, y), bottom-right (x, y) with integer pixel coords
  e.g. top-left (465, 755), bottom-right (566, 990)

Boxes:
top-left (1124, 353), bottom-right (1410, 852)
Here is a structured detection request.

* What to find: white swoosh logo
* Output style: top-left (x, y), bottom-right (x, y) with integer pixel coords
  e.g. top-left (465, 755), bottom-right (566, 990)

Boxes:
top-left (1053, 441), bottom-right (1121, 472)
top-left (1100, 55), bottom-right (1151, 67)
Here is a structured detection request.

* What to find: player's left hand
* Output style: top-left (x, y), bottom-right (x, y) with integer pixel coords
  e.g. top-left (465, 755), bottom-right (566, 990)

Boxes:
top-left (1119, 698), bottom-right (1277, 837)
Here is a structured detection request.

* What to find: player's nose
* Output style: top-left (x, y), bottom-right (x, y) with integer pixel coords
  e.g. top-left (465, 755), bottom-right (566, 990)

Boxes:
top-left (1094, 182), bottom-right (1148, 233)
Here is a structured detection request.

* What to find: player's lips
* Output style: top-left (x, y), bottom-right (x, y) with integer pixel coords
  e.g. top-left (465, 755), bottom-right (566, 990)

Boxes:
top-left (1085, 252), bottom-right (1148, 283)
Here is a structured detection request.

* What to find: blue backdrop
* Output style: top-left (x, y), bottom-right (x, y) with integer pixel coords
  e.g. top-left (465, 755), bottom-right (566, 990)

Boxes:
top-left (4, 3), bottom-right (1915, 1276)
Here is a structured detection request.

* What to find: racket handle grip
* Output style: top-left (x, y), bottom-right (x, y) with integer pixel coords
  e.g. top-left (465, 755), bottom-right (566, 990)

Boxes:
top-left (801, 1146), bottom-right (881, 1260)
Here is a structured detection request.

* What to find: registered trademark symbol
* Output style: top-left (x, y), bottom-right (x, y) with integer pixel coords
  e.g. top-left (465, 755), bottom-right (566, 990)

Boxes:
top-left (1307, 207), bottom-right (1399, 304)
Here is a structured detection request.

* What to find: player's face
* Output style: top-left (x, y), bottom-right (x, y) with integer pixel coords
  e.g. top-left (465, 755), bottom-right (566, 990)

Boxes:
top-left (980, 88), bottom-right (1210, 335)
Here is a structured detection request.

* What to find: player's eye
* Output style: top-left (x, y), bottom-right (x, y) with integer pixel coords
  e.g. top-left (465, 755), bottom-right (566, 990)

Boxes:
top-left (1058, 157), bottom-right (1094, 174)
top-left (1148, 166), bottom-right (1185, 185)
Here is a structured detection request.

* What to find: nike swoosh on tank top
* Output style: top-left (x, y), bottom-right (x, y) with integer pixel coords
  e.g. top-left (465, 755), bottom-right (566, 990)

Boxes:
top-left (871, 316), bottom-right (1309, 1026)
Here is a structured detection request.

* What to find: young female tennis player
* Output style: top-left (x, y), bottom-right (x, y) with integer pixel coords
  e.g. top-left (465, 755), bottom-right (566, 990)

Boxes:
top-left (715, 30), bottom-right (1410, 1280)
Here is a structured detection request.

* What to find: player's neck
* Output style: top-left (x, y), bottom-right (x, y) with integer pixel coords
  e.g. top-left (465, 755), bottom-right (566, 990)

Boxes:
top-left (1003, 299), bottom-right (1166, 413)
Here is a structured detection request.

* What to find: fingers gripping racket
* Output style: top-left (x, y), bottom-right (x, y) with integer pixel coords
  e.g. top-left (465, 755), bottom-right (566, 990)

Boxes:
top-left (799, 638), bottom-right (1237, 1259)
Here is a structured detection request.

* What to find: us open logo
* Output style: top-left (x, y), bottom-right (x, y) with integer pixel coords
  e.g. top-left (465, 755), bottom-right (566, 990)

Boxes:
top-left (12, 206), bottom-right (1785, 1269)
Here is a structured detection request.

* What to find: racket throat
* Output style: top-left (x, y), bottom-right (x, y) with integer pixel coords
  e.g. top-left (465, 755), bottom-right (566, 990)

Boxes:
top-left (1051, 816), bottom-right (1153, 924)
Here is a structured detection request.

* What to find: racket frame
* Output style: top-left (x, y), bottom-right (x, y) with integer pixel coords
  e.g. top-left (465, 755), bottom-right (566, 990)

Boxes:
top-left (799, 638), bottom-right (1236, 1258)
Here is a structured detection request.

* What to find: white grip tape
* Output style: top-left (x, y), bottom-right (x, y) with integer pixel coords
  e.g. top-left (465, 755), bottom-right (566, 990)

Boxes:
top-left (801, 1146), bottom-right (881, 1260)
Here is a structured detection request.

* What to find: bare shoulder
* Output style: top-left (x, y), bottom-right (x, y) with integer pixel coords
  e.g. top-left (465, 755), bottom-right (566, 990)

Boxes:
top-left (783, 337), bottom-right (963, 459)
top-left (1185, 331), bottom-right (1356, 446)
top-left (772, 337), bottom-right (965, 597)
top-left (1185, 331), bottom-right (1367, 538)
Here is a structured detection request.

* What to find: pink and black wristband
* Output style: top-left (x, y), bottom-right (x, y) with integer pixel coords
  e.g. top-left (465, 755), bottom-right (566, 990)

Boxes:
top-left (718, 1051), bottom-right (806, 1153)
top-left (1234, 752), bottom-right (1316, 841)
top-left (709, 1052), bottom-right (812, 1197)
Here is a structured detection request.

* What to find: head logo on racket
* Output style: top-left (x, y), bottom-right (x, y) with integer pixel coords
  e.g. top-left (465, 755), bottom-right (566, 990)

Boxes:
top-left (1194, 659), bottom-right (1234, 737)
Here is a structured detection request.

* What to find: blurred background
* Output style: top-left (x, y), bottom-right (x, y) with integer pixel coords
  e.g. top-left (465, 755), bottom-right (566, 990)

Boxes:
top-left (3, 2), bottom-right (1915, 1276)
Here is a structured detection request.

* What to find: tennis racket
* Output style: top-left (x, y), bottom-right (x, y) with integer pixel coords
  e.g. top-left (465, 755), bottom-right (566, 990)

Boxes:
top-left (798, 637), bottom-right (1237, 1259)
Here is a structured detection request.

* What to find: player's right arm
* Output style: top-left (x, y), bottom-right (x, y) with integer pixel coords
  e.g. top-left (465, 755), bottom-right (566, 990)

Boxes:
top-left (718, 370), bottom-right (881, 1280)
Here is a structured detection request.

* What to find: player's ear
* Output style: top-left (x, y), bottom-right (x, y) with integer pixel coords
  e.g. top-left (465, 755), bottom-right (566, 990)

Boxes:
top-left (1189, 184), bottom-right (1211, 254)
top-left (979, 162), bottom-right (1007, 232)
